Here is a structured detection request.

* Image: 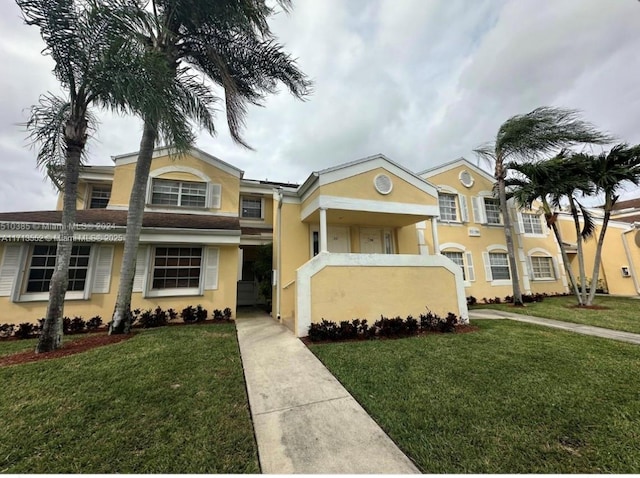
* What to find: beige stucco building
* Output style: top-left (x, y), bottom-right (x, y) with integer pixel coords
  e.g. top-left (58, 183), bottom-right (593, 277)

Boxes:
top-left (0, 148), bottom-right (638, 335)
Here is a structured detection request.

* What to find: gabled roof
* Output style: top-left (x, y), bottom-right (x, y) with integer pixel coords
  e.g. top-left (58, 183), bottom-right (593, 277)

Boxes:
top-left (419, 157), bottom-right (495, 183)
top-left (297, 153), bottom-right (438, 199)
top-left (610, 197), bottom-right (640, 211)
top-left (112, 146), bottom-right (244, 179)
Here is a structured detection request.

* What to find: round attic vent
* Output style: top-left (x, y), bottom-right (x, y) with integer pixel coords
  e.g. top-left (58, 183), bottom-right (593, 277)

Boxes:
top-left (374, 173), bottom-right (393, 195)
top-left (459, 170), bottom-right (474, 188)
top-left (634, 230), bottom-right (640, 248)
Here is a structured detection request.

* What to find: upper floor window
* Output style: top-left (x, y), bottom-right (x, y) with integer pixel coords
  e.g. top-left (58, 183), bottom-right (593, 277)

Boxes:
top-left (438, 194), bottom-right (458, 221)
top-left (241, 197), bottom-right (263, 219)
top-left (484, 198), bottom-right (502, 225)
top-left (151, 179), bottom-right (206, 208)
top-left (522, 213), bottom-right (543, 234)
top-left (88, 185), bottom-right (111, 209)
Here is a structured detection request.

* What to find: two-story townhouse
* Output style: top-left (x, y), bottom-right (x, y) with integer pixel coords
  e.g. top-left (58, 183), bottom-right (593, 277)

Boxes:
top-left (420, 158), bottom-right (569, 300)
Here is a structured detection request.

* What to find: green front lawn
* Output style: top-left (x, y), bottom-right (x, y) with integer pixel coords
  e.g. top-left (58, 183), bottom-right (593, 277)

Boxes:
top-left (0, 338), bottom-right (37, 357)
top-left (0, 324), bottom-right (259, 473)
top-left (310, 320), bottom-right (640, 473)
top-left (473, 295), bottom-right (640, 334)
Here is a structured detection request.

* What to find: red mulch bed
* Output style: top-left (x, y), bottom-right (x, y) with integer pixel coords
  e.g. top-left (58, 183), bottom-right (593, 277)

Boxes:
top-left (300, 324), bottom-right (479, 346)
top-left (567, 304), bottom-right (610, 310)
top-left (0, 333), bottom-right (135, 368)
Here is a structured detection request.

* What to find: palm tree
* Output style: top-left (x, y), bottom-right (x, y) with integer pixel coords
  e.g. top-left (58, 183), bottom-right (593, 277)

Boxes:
top-left (506, 155), bottom-right (594, 305)
top-left (108, 0), bottom-right (311, 334)
top-left (19, 0), bottom-right (197, 352)
top-left (577, 144), bottom-right (640, 305)
top-left (475, 107), bottom-right (612, 305)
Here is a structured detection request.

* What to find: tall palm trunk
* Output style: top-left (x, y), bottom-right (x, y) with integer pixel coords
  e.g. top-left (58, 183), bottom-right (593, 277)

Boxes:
top-left (544, 204), bottom-right (582, 304)
top-left (496, 161), bottom-right (523, 306)
top-left (586, 205), bottom-right (610, 306)
top-left (36, 118), bottom-right (86, 353)
top-left (568, 196), bottom-right (588, 305)
top-left (109, 119), bottom-right (158, 334)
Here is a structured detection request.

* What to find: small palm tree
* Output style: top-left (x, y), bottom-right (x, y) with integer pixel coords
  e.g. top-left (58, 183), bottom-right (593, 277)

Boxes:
top-left (19, 0), bottom-right (195, 352)
top-left (475, 107), bottom-right (612, 305)
top-left (506, 154), bottom-right (594, 305)
top-left (577, 144), bottom-right (640, 305)
top-left (108, 0), bottom-right (311, 334)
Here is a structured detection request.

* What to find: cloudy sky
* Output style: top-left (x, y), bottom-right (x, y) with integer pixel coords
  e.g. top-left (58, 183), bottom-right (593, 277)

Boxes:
top-left (0, 0), bottom-right (639, 212)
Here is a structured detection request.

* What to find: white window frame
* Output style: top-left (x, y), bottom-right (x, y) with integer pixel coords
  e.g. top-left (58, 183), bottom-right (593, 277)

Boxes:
top-left (482, 245), bottom-right (511, 286)
top-left (240, 196), bottom-right (264, 220)
top-left (149, 178), bottom-right (208, 208)
top-left (521, 212), bottom-right (544, 235)
top-left (86, 183), bottom-right (112, 209)
top-left (18, 243), bottom-right (97, 302)
top-left (145, 166), bottom-right (221, 211)
top-left (527, 248), bottom-right (559, 281)
top-left (438, 193), bottom-right (458, 222)
top-left (484, 198), bottom-right (502, 225)
top-left (146, 245), bottom-right (205, 298)
top-left (440, 242), bottom-right (475, 287)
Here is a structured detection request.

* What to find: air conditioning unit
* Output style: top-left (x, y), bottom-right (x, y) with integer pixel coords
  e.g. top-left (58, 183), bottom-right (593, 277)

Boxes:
top-left (621, 266), bottom-right (630, 277)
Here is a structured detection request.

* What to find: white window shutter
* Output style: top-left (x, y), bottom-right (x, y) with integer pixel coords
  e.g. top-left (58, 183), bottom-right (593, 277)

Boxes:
top-left (465, 251), bottom-right (475, 282)
top-left (92, 245), bottom-right (114, 293)
top-left (0, 244), bottom-right (23, 297)
top-left (482, 252), bottom-right (492, 281)
top-left (204, 247), bottom-right (219, 290)
top-left (551, 257), bottom-right (560, 279)
top-left (526, 256), bottom-right (534, 279)
top-left (209, 184), bottom-right (222, 209)
top-left (237, 248), bottom-right (243, 281)
top-left (513, 212), bottom-right (524, 234)
top-left (478, 198), bottom-right (487, 224)
top-left (132, 245), bottom-right (149, 293)
top-left (471, 197), bottom-right (481, 223)
top-left (458, 194), bottom-right (469, 222)
top-left (541, 214), bottom-right (549, 235)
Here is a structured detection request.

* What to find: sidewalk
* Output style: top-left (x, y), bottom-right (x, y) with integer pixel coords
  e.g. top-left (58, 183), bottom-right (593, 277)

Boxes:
top-left (470, 309), bottom-right (640, 345)
top-left (235, 310), bottom-right (419, 474)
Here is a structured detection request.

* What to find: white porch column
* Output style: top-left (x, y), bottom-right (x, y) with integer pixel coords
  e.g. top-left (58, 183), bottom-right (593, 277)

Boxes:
top-left (431, 217), bottom-right (440, 254)
top-left (319, 207), bottom-right (328, 253)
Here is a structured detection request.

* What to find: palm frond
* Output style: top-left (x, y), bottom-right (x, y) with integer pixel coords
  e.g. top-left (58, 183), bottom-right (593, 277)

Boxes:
top-left (576, 199), bottom-right (596, 240)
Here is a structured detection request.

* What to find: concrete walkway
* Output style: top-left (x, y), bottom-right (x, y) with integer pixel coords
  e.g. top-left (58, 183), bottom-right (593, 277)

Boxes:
top-left (470, 309), bottom-right (640, 345)
top-left (235, 310), bottom-right (419, 474)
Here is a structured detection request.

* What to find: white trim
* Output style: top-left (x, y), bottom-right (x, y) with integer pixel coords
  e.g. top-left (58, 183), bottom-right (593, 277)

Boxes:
top-left (300, 195), bottom-right (439, 222)
top-left (528, 247), bottom-right (554, 257)
top-left (149, 165), bottom-right (212, 182)
top-left (419, 157), bottom-right (495, 183)
top-left (299, 154), bottom-right (439, 202)
top-left (439, 242), bottom-right (466, 251)
top-left (113, 146), bottom-right (244, 178)
top-left (295, 252), bottom-right (469, 337)
top-left (143, 207), bottom-right (236, 216)
top-left (138, 232), bottom-right (240, 245)
top-left (487, 244), bottom-right (508, 252)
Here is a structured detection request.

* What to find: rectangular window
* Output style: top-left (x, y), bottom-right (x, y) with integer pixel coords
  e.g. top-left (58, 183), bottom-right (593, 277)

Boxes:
top-left (522, 213), bottom-right (543, 234)
top-left (438, 194), bottom-right (458, 221)
top-left (151, 247), bottom-right (202, 289)
top-left (484, 199), bottom-right (502, 225)
top-left (88, 185), bottom-right (111, 209)
top-left (151, 179), bottom-right (206, 208)
top-left (531, 256), bottom-right (554, 279)
top-left (26, 244), bottom-right (91, 293)
top-left (241, 197), bottom-right (262, 219)
top-left (442, 251), bottom-right (465, 280)
top-left (489, 252), bottom-right (510, 280)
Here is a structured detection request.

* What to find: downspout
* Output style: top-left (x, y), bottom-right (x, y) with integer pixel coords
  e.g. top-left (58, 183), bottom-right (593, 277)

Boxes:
top-left (621, 224), bottom-right (640, 295)
top-left (276, 187), bottom-right (284, 321)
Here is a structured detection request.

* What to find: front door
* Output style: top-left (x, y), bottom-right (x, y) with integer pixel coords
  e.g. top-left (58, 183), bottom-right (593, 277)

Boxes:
top-left (360, 228), bottom-right (383, 254)
top-left (311, 226), bottom-right (351, 256)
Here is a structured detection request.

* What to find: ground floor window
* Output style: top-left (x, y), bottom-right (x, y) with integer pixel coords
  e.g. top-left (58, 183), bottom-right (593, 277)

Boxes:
top-left (531, 256), bottom-right (554, 280)
top-left (26, 244), bottom-right (91, 293)
top-left (151, 247), bottom-right (202, 289)
top-left (442, 251), bottom-right (465, 280)
top-left (488, 252), bottom-right (510, 280)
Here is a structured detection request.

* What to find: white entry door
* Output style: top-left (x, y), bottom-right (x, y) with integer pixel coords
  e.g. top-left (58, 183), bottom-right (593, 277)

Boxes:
top-left (360, 228), bottom-right (383, 254)
top-left (327, 226), bottom-right (350, 253)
